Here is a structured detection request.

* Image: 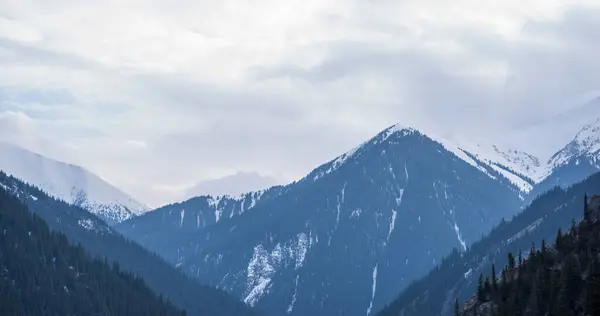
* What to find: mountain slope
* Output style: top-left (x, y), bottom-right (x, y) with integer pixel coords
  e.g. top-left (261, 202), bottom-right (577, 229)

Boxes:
top-left (0, 171), bottom-right (261, 316)
top-left (0, 185), bottom-right (184, 316)
top-left (0, 142), bottom-right (149, 224)
top-left (117, 187), bottom-right (284, 262)
top-left (119, 124), bottom-right (526, 316)
top-left (376, 171), bottom-right (600, 316)
top-left (459, 196), bottom-right (600, 316)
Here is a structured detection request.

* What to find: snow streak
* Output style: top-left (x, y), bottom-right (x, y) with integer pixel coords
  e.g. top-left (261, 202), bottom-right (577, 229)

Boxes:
top-left (366, 264), bottom-right (378, 315)
top-left (287, 275), bottom-right (300, 314)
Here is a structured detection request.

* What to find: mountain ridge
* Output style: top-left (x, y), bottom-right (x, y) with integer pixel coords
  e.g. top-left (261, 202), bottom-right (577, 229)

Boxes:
top-left (0, 142), bottom-right (149, 224)
top-left (118, 123), bottom-right (526, 316)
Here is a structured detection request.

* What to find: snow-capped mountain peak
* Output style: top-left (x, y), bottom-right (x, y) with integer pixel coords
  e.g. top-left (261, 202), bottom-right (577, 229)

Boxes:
top-left (311, 123), bottom-right (538, 193)
top-left (0, 142), bottom-right (149, 224)
top-left (549, 118), bottom-right (600, 168)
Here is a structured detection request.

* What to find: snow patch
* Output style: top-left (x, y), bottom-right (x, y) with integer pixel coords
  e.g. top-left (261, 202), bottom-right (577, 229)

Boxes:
top-left (180, 209), bottom-right (185, 227)
top-left (387, 209), bottom-right (397, 242)
top-left (507, 217), bottom-right (545, 244)
top-left (244, 233), bottom-right (313, 306)
top-left (453, 222), bottom-right (467, 251)
top-left (287, 275), bottom-right (300, 314)
top-left (208, 196), bottom-right (223, 223)
top-left (489, 164), bottom-right (533, 192)
top-left (294, 233), bottom-right (309, 269)
top-left (244, 244), bottom-right (275, 306)
top-left (366, 263), bottom-right (378, 315)
top-left (350, 208), bottom-right (362, 218)
top-left (77, 218), bottom-right (95, 231)
top-left (464, 268), bottom-right (473, 279)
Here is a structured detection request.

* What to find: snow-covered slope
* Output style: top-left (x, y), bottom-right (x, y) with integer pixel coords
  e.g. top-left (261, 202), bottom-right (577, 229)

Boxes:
top-left (528, 118), bottom-right (600, 197)
top-left (0, 142), bottom-right (149, 224)
top-left (548, 118), bottom-right (600, 171)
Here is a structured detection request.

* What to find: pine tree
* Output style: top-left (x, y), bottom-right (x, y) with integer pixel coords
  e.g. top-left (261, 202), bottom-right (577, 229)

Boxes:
top-left (508, 253), bottom-right (516, 270)
top-left (478, 273), bottom-right (485, 301)
top-left (454, 298), bottom-right (460, 316)
top-left (492, 264), bottom-right (498, 291)
top-left (584, 193), bottom-right (589, 221)
top-left (556, 228), bottom-right (563, 252)
top-left (484, 276), bottom-right (492, 299)
top-left (518, 250), bottom-right (523, 268)
top-left (586, 260), bottom-right (600, 315)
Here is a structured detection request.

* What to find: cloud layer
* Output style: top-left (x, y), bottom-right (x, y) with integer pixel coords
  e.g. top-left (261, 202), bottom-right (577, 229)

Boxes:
top-left (1, 0), bottom-right (599, 206)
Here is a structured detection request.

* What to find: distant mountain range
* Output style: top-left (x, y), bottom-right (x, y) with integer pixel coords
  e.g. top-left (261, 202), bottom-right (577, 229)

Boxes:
top-left (0, 142), bottom-right (149, 225)
top-left (117, 117), bottom-right (600, 316)
top-left (3, 109), bottom-right (600, 316)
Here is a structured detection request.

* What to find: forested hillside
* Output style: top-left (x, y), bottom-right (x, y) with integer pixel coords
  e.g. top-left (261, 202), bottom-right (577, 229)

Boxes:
top-left (459, 202), bottom-right (600, 316)
top-left (0, 187), bottom-right (184, 315)
top-left (377, 172), bottom-right (600, 316)
top-left (0, 172), bottom-right (259, 316)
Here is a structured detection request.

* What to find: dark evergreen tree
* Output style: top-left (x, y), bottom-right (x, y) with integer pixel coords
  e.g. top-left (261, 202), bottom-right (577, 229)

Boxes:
top-left (584, 193), bottom-right (589, 222)
top-left (484, 276), bottom-right (492, 299)
top-left (478, 273), bottom-right (485, 301)
top-left (454, 298), bottom-right (460, 316)
top-left (586, 260), bottom-right (600, 315)
top-left (492, 264), bottom-right (498, 291)
top-left (556, 228), bottom-right (563, 252)
top-left (508, 252), bottom-right (516, 270)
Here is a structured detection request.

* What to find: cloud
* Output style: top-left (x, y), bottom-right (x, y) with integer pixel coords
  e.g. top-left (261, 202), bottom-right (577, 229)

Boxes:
top-left (1, 0), bottom-right (599, 206)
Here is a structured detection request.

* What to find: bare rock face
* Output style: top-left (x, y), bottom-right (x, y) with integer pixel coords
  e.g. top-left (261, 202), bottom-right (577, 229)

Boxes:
top-left (461, 297), bottom-right (495, 316)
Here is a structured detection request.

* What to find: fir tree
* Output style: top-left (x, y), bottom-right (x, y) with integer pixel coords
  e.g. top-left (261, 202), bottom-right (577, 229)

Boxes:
top-left (492, 264), bottom-right (498, 291)
top-left (586, 260), bottom-right (600, 315)
top-left (454, 298), bottom-right (460, 316)
top-left (508, 252), bottom-right (516, 270)
top-left (484, 276), bottom-right (492, 299)
top-left (478, 273), bottom-right (485, 301)
top-left (584, 193), bottom-right (589, 221)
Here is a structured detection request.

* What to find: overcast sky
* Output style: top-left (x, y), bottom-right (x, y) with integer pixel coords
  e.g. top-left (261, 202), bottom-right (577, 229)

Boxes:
top-left (1, 0), bottom-right (600, 206)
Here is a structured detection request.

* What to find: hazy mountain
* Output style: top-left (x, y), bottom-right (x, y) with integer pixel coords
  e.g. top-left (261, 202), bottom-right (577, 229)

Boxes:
top-left (0, 142), bottom-right (149, 224)
top-left (184, 171), bottom-right (284, 200)
top-left (118, 124), bottom-right (529, 316)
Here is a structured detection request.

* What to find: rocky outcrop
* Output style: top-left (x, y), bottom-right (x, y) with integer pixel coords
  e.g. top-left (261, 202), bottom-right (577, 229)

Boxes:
top-left (460, 297), bottom-right (495, 316)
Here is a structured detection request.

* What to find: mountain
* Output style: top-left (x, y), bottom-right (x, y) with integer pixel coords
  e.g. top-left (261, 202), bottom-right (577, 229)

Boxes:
top-left (185, 171), bottom-right (284, 199)
top-left (0, 185), bottom-right (184, 316)
top-left (530, 119), bottom-right (600, 198)
top-left (376, 171), bottom-right (600, 316)
top-left (457, 117), bottom-right (600, 202)
top-left (118, 124), bottom-right (531, 316)
top-left (0, 142), bottom-right (149, 224)
top-left (0, 171), bottom-right (261, 316)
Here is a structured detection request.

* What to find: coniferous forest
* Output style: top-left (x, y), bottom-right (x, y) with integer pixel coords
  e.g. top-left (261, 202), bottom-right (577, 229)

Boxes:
top-left (0, 172), bottom-right (261, 316)
top-left (460, 201), bottom-right (600, 316)
top-left (0, 188), bottom-right (185, 315)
